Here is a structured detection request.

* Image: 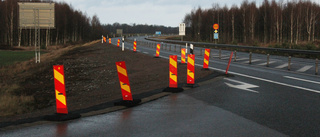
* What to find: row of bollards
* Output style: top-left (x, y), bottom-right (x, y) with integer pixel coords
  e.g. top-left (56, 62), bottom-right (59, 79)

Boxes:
top-left (136, 40), bottom-right (319, 75)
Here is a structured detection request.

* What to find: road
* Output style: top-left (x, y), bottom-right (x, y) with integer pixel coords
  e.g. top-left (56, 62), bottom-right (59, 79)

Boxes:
top-left (1, 36), bottom-right (319, 136)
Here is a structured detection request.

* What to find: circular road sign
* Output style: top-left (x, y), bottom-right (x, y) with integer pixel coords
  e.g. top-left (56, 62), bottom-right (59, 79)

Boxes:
top-left (213, 24), bottom-right (219, 30)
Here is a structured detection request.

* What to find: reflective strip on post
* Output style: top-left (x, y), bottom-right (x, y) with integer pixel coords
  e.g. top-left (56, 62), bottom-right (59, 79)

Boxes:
top-left (116, 61), bottom-right (133, 101)
top-left (187, 54), bottom-right (195, 84)
top-left (155, 44), bottom-right (161, 57)
top-left (53, 65), bottom-right (68, 114)
top-left (181, 48), bottom-right (186, 64)
top-left (169, 55), bottom-right (178, 88)
top-left (133, 41), bottom-right (137, 52)
top-left (203, 49), bottom-right (210, 69)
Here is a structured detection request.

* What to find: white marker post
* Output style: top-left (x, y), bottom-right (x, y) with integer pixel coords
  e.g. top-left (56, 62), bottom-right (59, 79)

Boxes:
top-left (122, 36), bottom-right (124, 51)
top-left (190, 44), bottom-right (194, 54)
top-left (186, 43), bottom-right (188, 54)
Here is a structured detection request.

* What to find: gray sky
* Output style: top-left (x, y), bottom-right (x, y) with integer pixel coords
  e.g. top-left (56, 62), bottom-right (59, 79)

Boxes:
top-left (55, 0), bottom-right (319, 27)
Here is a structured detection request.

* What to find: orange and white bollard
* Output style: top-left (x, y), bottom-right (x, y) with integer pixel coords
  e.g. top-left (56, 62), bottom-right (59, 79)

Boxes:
top-left (44, 65), bottom-right (80, 121)
top-left (181, 48), bottom-right (186, 64)
top-left (117, 39), bottom-right (120, 47)
top-left (225, 52), bottom-right (233, 75)
top-left (154, 44), bottom-right (161, 58)
top-left (103, 37), bottom-right (106, 43)
top-left (163, 55), bottom-right (184, 93)
top-left (109, 38), bottom-right (111, 44)
top-left (133, 41), bottom-right (137, 52)
top-left (115, 61), bottom-right (141, 106)
top-left (203, 49), bottom-right (210, 70)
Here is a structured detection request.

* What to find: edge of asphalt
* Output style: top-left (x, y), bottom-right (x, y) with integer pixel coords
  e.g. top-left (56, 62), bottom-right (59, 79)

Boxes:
top-left (0, 69), bottom-right (228, 132)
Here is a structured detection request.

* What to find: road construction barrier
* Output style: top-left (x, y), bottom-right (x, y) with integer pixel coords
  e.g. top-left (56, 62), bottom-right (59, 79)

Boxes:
top-left (203, 49), bottom-right (210, 69)
top-left (117, 39), bottom-right (120, 47)
top-left (187, 54), bottom-right (195, 85)
top-left (226, 52), bottom-right (233, 74)
top-left (103, 37), bottom-right (106, 43)
top-left (133, 41), bottom-right (137, 52)
top-left (155, 44), bottom-right (161, 58)
top-left (109, 38), bottom-right (111, 44)
top-left (53, 65), bottom-right (68, 114)
top-left (181, 48), bottom-right (186, 64)
top-left (116, 61), bottom-right (133, 101)
top-left (169, 55), bottom-right (178, 88)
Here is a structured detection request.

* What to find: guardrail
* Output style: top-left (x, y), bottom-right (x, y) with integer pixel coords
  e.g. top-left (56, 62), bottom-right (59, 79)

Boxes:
top-left (145, 37), bottom-right (320, 55)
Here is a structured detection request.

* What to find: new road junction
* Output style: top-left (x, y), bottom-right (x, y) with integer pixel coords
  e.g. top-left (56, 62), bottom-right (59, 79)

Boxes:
top-left (1, 36), bottom-right (319, 137)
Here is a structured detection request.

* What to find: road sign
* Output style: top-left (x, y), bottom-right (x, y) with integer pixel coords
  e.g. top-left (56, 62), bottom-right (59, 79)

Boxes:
top-left (179, 23), bottom-right (185, 36)
top-left (18, 2), bottom-right (55, 29)
top-left (155, 31), bottom-right (161, 35)
top-left (214, 30), bottom-right (218, 33)
top-left (213, 24), bottom-right (219, 30)
top-left (214, 33), bottom-right (219, 39)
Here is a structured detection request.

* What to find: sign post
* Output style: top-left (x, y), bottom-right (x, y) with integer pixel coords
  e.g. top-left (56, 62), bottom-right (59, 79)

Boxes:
top-left (213, 24), bottom-right (219, 43)
top-left (179, 23), bottom-right (185, 41)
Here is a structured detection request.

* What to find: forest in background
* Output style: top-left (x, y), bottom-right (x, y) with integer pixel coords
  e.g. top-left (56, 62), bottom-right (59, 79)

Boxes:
top-left (183, 0), bottom-right (320, 50)
top-left (0, 0), bottom-right (176, 48)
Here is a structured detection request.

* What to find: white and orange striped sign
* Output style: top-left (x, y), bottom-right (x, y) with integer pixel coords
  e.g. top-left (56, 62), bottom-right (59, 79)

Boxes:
top-left (155, 44), bottom-right (161, 57)
top-left (53, 65), bottom-right (68, 114)
top-left (203, 49), bottom-right (210, 69)
top-left (187, 54), bottom-right (195, 84)
top-left (169, 55), bottom-right (178, 88)
top-left (116, 61), bottom-right (133, 101)
top-left (181, 48), bottom-right (186, 64)
top-left (133, 41), bottom-right (137, 52)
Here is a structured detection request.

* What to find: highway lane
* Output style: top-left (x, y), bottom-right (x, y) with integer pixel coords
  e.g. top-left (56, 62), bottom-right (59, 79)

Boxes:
top-left (1, 37), bottom-right (319, 136)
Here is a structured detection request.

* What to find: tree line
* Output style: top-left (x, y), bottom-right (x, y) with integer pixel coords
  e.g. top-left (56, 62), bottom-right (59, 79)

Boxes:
top-left (0, 0), bottom-right (177, 48)
top-left (183, 0), bottom-right (320, 48)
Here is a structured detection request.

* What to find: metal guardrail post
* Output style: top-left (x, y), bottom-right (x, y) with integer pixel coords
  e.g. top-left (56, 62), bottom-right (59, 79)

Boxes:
top-left (249, 52), bottom-right (252, 64)
top-left (169, 44), bottom-right (171, 51)
top-left (267, 54), bottom-right (270, 67)
top-left (234, 51), bottom-right (237, 62)
top-left (316, 58), bottom-right (318, 75)
top-left (180, 45), bottom-right (182, 53)
top-left (288, 56), bottom-right (291, 70)
top-left (200, 48), bottom-right (202, 56)
top-left (219, 49), bottom-right (221, 59)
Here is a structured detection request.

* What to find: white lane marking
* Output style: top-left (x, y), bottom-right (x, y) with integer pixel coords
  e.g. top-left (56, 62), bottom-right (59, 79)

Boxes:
top-left (284, 76), bottom-right (320, 85)
top-left (235, 58), bottom-right (248, 61)
top-left (143, 52), bottom-right (149, 54)
top-left (275, 63), bottom-right (291, 69)
top-left (257, 61), bottom-right (276, 66)
top-left (242, 59), bottom-right (261, 64)
top-left (224, 78), bottom-right (259, 93)
top-left (296, 65), bottom-right (313, 72)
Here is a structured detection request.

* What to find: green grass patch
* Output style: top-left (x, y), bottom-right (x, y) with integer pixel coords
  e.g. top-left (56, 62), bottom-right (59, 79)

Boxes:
top-left (0, 51), bottom-right (46, 66)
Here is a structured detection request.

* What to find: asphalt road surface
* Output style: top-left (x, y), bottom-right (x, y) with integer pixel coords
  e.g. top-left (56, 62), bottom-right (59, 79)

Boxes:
top-left (1, 36), bottom-right (319, 137)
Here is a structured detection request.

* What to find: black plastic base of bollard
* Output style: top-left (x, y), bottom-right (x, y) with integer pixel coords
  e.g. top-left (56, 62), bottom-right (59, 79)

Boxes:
top-left (44, 113), bottom-right (81, 121)
top-left (224, 73), bottom-right (235, 77)
top-left (201, 68), bottom-right (210, 71)
top-left (162, 87), bottom-right (184, 93)
top-left (154, 56), bottom-right (160, 58)
top-left (184, 84), bottom-right (199, 88)
top-left (114, 99), bottom-right (142, 107)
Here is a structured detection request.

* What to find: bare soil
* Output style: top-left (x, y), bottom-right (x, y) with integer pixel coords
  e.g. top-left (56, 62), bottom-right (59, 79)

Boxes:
top-left (0, 41), bottom-right (216, 128)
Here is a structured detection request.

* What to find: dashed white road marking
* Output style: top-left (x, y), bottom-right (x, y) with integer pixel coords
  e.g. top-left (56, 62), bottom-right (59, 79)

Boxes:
top-left (275, 63), bottom-right (290, 69)
top-left (257, 61), bottom-right (277, 66)
top-left (297, 65), bottom-right (313, 72)
top-left (284, 76), bottom-right (320, 85)
top-left (242, 59), bottom-right (261, 64)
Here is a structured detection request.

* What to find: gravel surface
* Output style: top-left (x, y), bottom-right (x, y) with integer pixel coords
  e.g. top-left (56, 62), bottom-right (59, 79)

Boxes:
top-left (0, 42), bottom-right (214, 128)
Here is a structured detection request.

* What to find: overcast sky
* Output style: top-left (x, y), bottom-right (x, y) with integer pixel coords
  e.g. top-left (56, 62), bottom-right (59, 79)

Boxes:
top-left (55, 0), bottom-right (320, 27)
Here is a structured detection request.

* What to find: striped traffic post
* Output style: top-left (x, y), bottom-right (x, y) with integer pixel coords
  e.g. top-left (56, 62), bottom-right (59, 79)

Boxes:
top-left (117, 39), bottom-right (120, 47)
top-left (163, 55), bottom-right (184, 93)
top-left (53, 65), bottom-right (68, 114)
top-left (44, 65), bottom-right (81, 121)
top-left (181, 48), bottom-right (186, 64)
top-left (103, 37), bottom-right (106, 43)
top-left (109, 38), bottom-right (111, 44)
top-left (133, 41), bottom-right (137, 52)
top-left (225, 52), bottom-right (234, 75)
top-left (187, 54), bottom-right (196, 86)
top-left (154, 44), bottom-right (161, 58)
top-left (202, 49), bottom-right (210, 70)
top-left (115, 61), bottom-right (141, 106)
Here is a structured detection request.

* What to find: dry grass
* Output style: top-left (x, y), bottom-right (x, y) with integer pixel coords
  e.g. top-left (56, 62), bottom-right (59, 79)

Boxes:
top-left (0, 40), bottom-right (99, 117)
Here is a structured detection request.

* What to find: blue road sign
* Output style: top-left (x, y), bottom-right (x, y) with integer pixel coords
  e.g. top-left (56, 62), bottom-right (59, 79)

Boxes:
top-left (214, 33), bottom-right (219, 39)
